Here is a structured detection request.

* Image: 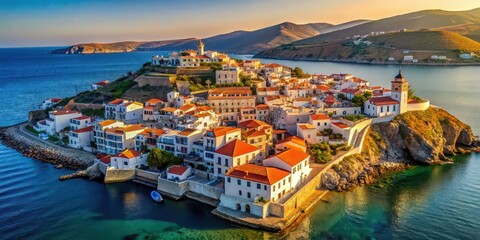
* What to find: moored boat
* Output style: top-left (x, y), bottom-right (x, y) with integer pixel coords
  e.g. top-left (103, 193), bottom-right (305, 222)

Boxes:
top-left (150, 190), bottom-right (163, 203)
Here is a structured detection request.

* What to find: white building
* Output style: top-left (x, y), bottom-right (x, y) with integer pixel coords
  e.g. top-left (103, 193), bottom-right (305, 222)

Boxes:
top-left (40, 98), bottom-right (62, 110)
top-left (216, 64), bottom-right (240, 85)
top-left (102, 124), bottom-right (146, 154)
top-left (93, 120), bottom-right (125, 154)
top-left (213, 139), bottom-right (261, 177)
top-left (45, 110), bottom-right (82, 135)
top-left (174, 128), bottom-right (203, 158)
top-left (68, 126), bottom-right (94, 150)
top-left (263, 148), bottom-right (311, 190)
top-left (166, 165), bottom-right (192, 182)
top-left (110, 149), bottom-right (147, 170)
top-left (69, 116), bottom-right (94, 131)
top-left (364, 69), bottom-right (408, 117)
top-left (105, 99), bottom-right (143, 124)
top-left (91, 80), bottom-right (109, 90)
top-left (203, 127), bottom-right (242, 173)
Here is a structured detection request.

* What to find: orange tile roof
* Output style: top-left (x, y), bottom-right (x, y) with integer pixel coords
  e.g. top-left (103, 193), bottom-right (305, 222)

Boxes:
top-left (167, 165), bottom-right (189, 175)
top-left (310, 114), bottom-right (330, 121)
top-left (277, 136), bottom-right (306, 148)
top-left (178, 103), bottom-right (196, 112)
top-left (73, 116), bottom-right (93, 121)
top-left (226, 164), bottom-right (290, 185)
top-left (216, 139), bottom-right (259, 157)
top-left (242, 128), bottom-right (266, 138)
top-left (94, 80), bottom-right (109, 86)
top-left (161, 107), bottom-right (178, 113)
top-left (238, 119), bottom-right (270, 129)
top-left (114, 149), bottom-right (142, 159)
top-left (208, 127), bottom-right (240, 137)
top-left (256, 104), bottom-right (270, 110)
top-left (108, 99), bottom-right (128, 105)
top-left (298, 123), bottom-right (315, 130)
top-left (294, 97), bottom-right (310, 102)
top-left (138, 128), bottom-right (166, 136)
top-left (178, 128), bottom-right (198, 137)
top-left (270, 148), bottom-right (309, 167)
top-left (98, 119), bottom-right (117, 127)
top-left (145, 98), bottom-right (163, 106)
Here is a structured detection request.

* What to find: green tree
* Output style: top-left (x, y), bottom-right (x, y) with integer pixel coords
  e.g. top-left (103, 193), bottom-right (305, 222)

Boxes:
top-left (308, 142), bottom-right (332, 164)
top-left (147, 148), bottom-right (182, 169)
top-left (292, 67), bottom-right (310, 78)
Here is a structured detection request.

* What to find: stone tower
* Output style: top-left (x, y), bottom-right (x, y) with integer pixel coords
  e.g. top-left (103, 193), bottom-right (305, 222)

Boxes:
top-left (391, 68), bottom-right (409, 114)
top-left (197, 39), bottom-right (204, 56)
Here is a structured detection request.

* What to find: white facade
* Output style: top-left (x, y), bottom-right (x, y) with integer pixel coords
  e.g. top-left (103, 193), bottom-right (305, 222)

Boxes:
top-left (110, 150), bottom-right (147, 170)
top-left (45, 110), bottom-right (82, 135)
top-left (216, 64), bottom-right (240, 85)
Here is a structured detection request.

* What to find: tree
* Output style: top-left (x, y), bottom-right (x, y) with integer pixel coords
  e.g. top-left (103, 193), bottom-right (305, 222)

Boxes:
top-left (292, 67), bottom-right (310, 78)
top-left (147, 148), bottom-right (182, 169)
top-left (308, 142), bottom-right (332, 164)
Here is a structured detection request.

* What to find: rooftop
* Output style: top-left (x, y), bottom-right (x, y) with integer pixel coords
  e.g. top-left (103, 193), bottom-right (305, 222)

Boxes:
top-left (216, 139), bottom-right (259, 157)
top-left (226, 164), bottom-right (290, 185)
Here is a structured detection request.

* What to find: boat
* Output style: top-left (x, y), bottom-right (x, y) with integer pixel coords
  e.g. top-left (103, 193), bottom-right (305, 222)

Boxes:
top-left (150, 190), bottom-right (163, 203)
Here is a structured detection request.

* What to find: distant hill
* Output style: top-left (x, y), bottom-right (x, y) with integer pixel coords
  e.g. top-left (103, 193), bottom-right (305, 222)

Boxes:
top-left (50, 20), bottom-right (369, 55)
top-left (294, 8), bottom-right (480, 44)
top-left (255, 7), bottom-right (480, 63)
top-left (255, 30), bottom-right (480, 63)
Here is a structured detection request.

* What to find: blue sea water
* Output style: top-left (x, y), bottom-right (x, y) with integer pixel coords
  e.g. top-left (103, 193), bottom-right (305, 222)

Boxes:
top-left (0, 48), bottom-right (479, 239)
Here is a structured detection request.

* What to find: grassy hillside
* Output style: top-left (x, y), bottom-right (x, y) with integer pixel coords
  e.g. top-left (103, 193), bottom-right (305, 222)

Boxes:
top-left (367, 30), bottom-right (480, 52)
top-left (255, 30), bottom-right (480, 63)
top-left (295, 8), bottom-right (480, 44)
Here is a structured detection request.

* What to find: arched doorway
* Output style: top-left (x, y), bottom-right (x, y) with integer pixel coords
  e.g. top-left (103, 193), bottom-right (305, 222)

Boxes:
top-left (235, 203), bottom-right (241, 211)
top-left (245, 204), bottom-right (251, 214)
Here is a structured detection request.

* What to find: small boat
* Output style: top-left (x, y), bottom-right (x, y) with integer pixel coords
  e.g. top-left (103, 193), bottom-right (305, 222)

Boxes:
top-left (150, 190), bottom-right (163, 203)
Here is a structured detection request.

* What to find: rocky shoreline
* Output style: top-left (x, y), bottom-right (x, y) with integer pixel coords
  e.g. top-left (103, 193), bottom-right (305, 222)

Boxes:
top-left (322, 107), bottom-right (480, 191)
top-left (0, 123), bottom-right (101, 180)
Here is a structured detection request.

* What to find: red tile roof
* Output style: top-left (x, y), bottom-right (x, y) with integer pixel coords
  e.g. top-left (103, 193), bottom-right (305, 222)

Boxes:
top-left (310, 114), bottom-right (330, 121)
top-left (108, 99), bottom-right (128, 105)
top-left (73, 116), bottom-right (93, 121)
top-left (216, 139), bottom-right (259, 157)
top-left (208, 127), bottom-right (240, 137)
top-left (368, 96), bottom-right (399, 106)
top-left (72, 126), bottom-right (94, 133)
top-left (167, 165), bottom-right (189, 175)
top-left (94, 80), bottom-right (109, 86)
top-left (332, 122), bottom-right (349, 129)
top-left (51, 110), bottom-right (79, 116)
top-left (226, 164), bottom-right (290, 185)
top-left (238, 119), bottom-right (270, 129)
top-left (270, 148), bottom-right (310, 167)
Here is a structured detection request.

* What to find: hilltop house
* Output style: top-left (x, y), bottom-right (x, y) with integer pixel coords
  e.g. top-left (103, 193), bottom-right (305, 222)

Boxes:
top-left (104, 99), bottom-right (143, 124)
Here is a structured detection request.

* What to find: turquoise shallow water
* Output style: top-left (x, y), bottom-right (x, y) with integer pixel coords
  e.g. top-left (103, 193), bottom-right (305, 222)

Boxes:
top-left (0, 48), bottom-right (479, 239)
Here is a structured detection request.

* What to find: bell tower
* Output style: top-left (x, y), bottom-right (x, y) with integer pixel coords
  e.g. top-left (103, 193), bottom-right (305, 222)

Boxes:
top-left (197, 39), bottom-right (204, 56)
top-left (391, 67), bottom-right (408, 114)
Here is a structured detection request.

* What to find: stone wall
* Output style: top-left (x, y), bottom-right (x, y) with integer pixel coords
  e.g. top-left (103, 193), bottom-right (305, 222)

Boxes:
top-left (134, 74), bottom-right (174, 87)
top-left (188, 181), bottom-right (223, 200)
top-left (136, 169), bottom-right (159, 181)
top-left (104, 168), bottom-right (136, 183)
top-left (219, 194), bottom-right (269, 218)
top-left (157, 177), bottom-right (189, 197)
top-left (407, 101), bottom-right (430, 112)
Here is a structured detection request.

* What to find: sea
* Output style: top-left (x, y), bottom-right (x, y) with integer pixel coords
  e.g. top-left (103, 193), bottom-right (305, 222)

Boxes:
top-left (0, 47), bottom-right (478, 240)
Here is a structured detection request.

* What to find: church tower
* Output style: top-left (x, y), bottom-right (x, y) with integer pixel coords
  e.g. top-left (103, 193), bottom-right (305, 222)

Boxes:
top-left (391, 68), bottom-right (409, 114)
top-left (197, 39), bottom-right (204, 56)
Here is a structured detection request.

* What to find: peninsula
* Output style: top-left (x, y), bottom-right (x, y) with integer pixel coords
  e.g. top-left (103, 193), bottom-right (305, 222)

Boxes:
top-left (1, 40), bottom-right (478, 232)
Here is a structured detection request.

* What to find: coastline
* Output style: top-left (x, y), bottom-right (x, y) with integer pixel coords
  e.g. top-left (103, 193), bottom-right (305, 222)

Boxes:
top-left (0, 122), bottom-right (95, 171)
top-left (253, 55), bottom-right (480, 66)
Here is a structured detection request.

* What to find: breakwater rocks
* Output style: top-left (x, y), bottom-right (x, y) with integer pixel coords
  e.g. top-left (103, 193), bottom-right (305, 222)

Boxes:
top-left (0, 123), bottom-right (96, 173)
top-left (322, 107), bottom-right (479, 191)
top-left (60, 163), bottom-right (103, 181)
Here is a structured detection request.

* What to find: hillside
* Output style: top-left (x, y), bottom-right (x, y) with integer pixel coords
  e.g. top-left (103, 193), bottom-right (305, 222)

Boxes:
top-left (255, 30), bottom-right (480, 63)
top-left (295, 8), bottom-right (480, 44)
top-left (50, 20), bottom-right (369, 55)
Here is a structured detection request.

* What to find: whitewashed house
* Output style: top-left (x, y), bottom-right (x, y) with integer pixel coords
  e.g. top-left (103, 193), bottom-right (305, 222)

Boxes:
top-left (45, 110), bottom-right (82, 135)
top-left (213, 139), bottom-right (261, 177)
top-left (166, 165), bottom-right (192, 182)
top-left (110, 149), bottom-right (147, 170)
top-left (68, 126), bottom-right (94, 150)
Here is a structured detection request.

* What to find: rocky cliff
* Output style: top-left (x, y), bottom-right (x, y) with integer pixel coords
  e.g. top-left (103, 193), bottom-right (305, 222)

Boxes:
top-left (322, 107), bottom-right (479, 191)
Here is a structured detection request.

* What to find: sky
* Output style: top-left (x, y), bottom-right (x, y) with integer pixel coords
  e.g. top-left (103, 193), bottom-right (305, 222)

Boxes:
top-left (0, 0), bottom-right (479, 47)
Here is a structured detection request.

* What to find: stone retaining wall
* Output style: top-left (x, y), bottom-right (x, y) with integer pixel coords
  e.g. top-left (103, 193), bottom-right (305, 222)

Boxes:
top-left (136, 169), bottom-right (159, 181)
top-left (104, 168), bottom-right (136, 183)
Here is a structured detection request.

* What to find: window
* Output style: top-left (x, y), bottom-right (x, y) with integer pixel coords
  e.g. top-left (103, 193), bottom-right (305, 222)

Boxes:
top-left (257, 183), bottom-right (261, 189)
top-left (247, 192), bottom-right (251, 198)
top-left (239, 190), bottom-right (242, 196)
top-left (224, 158), bottom-right (228, 166)
top-left (227, 177), bottom-right (231, 183)
top-left (237, 179), bottom-right (241, 185)
top-left (217, 168), bottom-right (221, 174)
top-left (247, 181), bottom-right (251, 187)
top-left (217, 157), bottom-right (221, 164)
top-left (273, 185), bottom-right (276, 191)
top-left (264, 185), bottom-right (267, 190)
